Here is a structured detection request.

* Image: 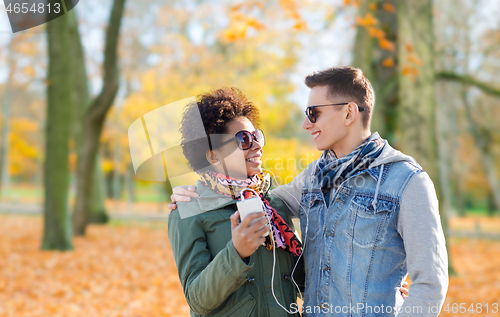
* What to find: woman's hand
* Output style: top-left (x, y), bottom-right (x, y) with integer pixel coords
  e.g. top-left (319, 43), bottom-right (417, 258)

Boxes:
top-left (400, 281), bottom-right (409, 299)
top-left (167, 185), bottom-right (199, 210)
top-left (230, 211), bottom-right (269, 259)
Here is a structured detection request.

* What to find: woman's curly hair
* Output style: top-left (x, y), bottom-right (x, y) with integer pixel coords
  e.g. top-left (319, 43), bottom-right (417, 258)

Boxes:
top-left (180, 87), bottom-right (260, 172)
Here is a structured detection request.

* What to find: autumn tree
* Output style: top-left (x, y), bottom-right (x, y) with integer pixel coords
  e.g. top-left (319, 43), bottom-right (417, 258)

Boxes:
top-left (352, 0), bottom-right (398, 143)
top-left (435, 0), bottom-right (500, 214)
top-left (0, 37), bottom-right (14, 199)
top-left (67, 8), bottom-right (108, 225)
top-left (349, 0), bottom-right (456, 274)
top-left (42, 1), bottom-right (75, 250)
top-left (72, 0), bottom-right (127, 236)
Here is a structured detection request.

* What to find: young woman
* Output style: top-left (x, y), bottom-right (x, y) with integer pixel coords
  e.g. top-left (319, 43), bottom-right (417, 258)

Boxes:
top-left (168, 87), bottom-right (303, 317)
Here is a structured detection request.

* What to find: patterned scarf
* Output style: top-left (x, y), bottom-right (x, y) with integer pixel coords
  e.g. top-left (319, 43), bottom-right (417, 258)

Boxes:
top-left (200, 171), bottom-right (302, 257)
top-left (316, 132), bottom-right (386, 205)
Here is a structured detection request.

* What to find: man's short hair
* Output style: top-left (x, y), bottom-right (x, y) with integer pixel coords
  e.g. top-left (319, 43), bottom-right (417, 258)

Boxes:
top-left (304, 66), bottom-right (374, 129)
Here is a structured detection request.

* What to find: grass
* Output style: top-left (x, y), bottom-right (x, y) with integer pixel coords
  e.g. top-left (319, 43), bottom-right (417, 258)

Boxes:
top-left (1, 185), bottom-right (169, 204)
top-left (464, 207), bottom-right (499, 217)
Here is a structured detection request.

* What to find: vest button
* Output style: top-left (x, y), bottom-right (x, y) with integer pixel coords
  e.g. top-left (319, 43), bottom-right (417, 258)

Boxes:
top-left (326, 232), bottom-right (335, 237)
top-left (320, 303), bottom-right (329, 309)
top-left (323, 266), bottom-right (330, 271)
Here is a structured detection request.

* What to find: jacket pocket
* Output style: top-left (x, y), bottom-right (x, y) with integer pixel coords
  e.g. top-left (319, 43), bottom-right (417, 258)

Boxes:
top-left (347, 196), bottom-right (395, 247)
top-left (217, 293), bottom-right (256, 317)
top-left (300, 190), bottom-right (324, 241)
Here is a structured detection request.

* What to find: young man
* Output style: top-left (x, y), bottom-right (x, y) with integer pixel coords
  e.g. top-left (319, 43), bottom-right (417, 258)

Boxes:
top-left (169, 66), bottom-right (448, 316)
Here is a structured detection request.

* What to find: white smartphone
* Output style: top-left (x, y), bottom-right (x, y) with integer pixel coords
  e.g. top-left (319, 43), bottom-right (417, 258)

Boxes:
top-left (236, 197), bottom-right (269, 237)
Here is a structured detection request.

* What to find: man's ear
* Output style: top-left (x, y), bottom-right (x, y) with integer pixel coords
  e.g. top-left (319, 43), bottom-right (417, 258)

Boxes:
top-left (345, 102), bottom-right (360, 126)
top-left (206, 150), bottom-right (221, 166)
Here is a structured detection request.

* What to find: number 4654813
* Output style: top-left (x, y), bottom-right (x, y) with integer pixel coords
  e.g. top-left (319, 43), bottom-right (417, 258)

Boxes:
top-left (6, 2), bottom-right (61, 14)
top-left (443, 303), bottom-right (498, 313)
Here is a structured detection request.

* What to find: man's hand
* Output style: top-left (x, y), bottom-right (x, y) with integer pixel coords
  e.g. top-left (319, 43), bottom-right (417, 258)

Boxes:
top-left (167, 185), bottom-right (199, 210)
top-left (230, 211), bottom-right (269, 259)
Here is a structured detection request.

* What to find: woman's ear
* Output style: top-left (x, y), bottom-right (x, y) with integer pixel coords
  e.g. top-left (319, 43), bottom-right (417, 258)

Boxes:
top-left (206, 150), bottom-right (221, 166)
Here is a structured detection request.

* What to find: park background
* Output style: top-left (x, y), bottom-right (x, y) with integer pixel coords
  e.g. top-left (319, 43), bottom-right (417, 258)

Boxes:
top-left (1, 0), bottom-right (500, 316)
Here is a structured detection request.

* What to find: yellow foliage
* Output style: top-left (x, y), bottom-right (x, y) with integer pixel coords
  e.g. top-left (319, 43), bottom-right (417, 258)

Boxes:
top-left (401, 66), bottom-right (419, 76)
top-left (222, 24), bottom-right (249, 42)
top-left (367, 27), bottom-right (385, 39)
top-left (0, 215), bottom-right (191, 317)
top-left (293, 21), bottom-right (308, 31)
top-left (14, 39), bottom-right (38, 56)
top-left (101, 158), bottom-right (114, 174)
top-left (9, 118), bottom-right (41, 178)
top-left (223, 0), bottom-right (306, 42)
top-left (407, 54), bottom-right (424, 66)
top-left (231, 3), bottom-right (243, 11)
top-left (378, 38), bottom-right (395, 52)
top-left (401, 66), bottom-right (419, 83)
top-left (5, 215), bottom-right (497, 317)
top-left (262, 137), bottom-right (320, 185)
top-left (102, 3), bottom-right (312, 184)
top-left (356, 13), bottom-right (378, 27)
top-left (382, 57), bottom-right (394, 67)
top-left (382, 3), bottom-right (396, 13)
top-left (69, 152), bottom-right (77, 172)
top-left (246, 17), bottom-right (266, 31)
top-left (22, 65), bottom-right (36, 78)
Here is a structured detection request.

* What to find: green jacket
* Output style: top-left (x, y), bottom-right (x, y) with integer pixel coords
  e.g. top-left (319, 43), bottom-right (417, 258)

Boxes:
top-left (168, 180), bottom-right (302, 317)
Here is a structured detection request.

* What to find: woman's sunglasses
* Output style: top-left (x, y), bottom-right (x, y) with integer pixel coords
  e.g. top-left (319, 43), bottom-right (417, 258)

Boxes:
top-left (304, 103), bottom-right (365, 123)
top-left (218, 129), bottom-right (265, 150)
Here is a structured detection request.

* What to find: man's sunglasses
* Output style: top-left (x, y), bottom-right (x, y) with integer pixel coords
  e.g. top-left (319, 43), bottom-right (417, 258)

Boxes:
top-left (218, 129), bottom-right (265, 150)
top-left (304, 103), bottom-right (365, 123)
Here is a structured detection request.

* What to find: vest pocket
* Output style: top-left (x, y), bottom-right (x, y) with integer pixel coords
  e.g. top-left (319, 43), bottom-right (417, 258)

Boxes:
top-left (347, 196), bottom-right (395, 247)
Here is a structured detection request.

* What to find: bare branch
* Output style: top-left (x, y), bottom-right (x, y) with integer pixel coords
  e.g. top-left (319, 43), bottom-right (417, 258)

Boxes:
top-left (88, 0), bottom-right (126, 121)
top-left (436, 71), bottom-right (500, 97)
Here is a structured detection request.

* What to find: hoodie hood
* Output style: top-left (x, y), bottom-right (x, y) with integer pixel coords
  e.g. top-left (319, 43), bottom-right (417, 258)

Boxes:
top-left (366, 137), bottom-right (420, 213)
top-left (369, 140), bottom-right (420, 169)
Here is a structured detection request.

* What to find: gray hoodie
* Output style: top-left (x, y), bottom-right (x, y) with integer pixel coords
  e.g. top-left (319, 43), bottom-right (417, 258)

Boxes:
top-left (271, 142), bottom-right (448, 316)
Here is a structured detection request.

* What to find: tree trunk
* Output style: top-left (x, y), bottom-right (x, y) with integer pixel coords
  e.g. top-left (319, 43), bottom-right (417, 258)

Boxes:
top-left (73, 0), bottom-right (126, 236)
top-left (487, 191), bottom-right (496, 217)
top-left (449, 92), bottom-right (466, 217)
top-left (126, 162), bottom-right (135, 212)
top-left (436, 85), bottom-right (454, 243)
top-left (460, 87), bottom-right (500, 214)
top-left (154, 73), bottom-right (174, 200)
top-left (67, 8), bottom-right (109, 227)
top-left (0, 37), bottom-right (14, 200)
top-left (42, 8), bottom-right (74, 251)
top-left (396, 0), bottom-right (438, 179)
top-left (89, 154), bottom-right (109, 223)
top-left (352, 0), bottom-right (398, 143)
top-left (351, 0), bottom-right (376, 81)
top-left (113, 141), bottom-right (122, 201)
top-left (397, 0), bottom-right (455, 276)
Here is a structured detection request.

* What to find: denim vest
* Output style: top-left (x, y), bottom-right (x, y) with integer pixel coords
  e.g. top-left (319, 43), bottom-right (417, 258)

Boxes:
top-left (299, 160), bottom-right (422, 317)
